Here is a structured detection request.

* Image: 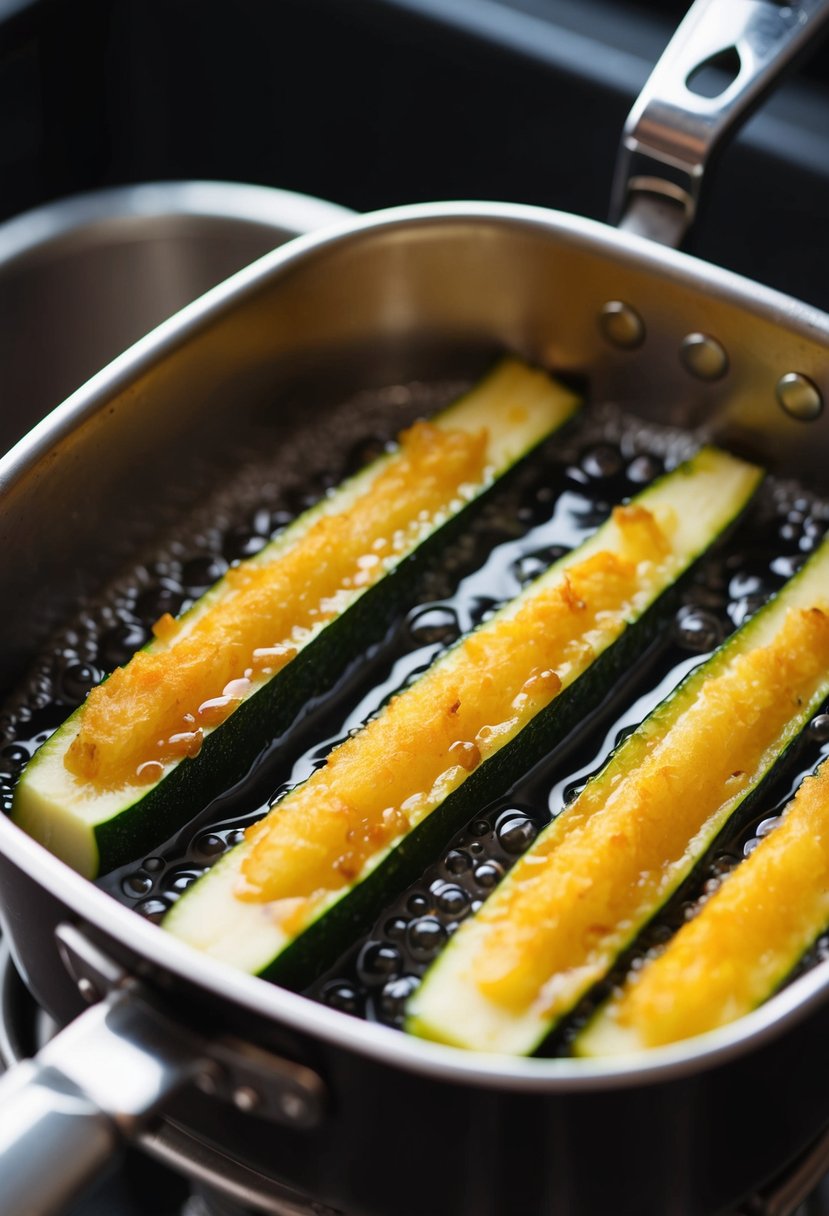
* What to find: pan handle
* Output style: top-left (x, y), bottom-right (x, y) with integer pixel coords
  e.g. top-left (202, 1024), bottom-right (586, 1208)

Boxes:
top-left (612, 0), bottom-right (829, 247)
top-left (0, 984), bottom-right (213, 1216)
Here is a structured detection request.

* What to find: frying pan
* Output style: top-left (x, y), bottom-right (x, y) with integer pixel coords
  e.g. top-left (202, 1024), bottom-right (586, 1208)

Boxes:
top-left (2, 2), bottom-right (829, 1214)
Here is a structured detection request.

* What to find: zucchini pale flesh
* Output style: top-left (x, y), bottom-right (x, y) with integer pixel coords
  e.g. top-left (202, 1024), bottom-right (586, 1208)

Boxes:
top-left (13, 359), bottom-right (580, 878)
top-left (164, 447), bottom-right (761, 986)
top-left (407, 538), bottom-right (829, 1055)
top-left (578, 757), bottom-right (829, 1056)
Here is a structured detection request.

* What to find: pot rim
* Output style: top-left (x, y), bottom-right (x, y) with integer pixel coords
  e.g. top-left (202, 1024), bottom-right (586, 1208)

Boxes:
top-left (0, 179), bottom-right (354, 270)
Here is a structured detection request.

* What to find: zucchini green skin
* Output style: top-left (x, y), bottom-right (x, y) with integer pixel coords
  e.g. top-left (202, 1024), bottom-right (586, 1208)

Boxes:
top-left (13, 361), bottom-right (581, 877)
top-left (165, 447), bottom-right (763, 990)
top-left (408, 536), bottom-right (829, 1056)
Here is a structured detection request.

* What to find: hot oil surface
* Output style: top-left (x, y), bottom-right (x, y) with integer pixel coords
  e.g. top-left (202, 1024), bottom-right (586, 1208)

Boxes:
top-left (3, 379), bottom-right (829, 1054)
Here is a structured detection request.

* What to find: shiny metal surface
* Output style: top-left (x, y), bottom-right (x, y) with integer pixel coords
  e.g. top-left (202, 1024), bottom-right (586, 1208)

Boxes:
top-left (597, 299), bottom-right (645, 349)
top-left (0, 181), bottom-right (351, 453)
top-left (679, 331), bottom-right (730, 380)
top-left (0, 1059), bottom-right (118, 1216)
top-left (55, 923), bottom-right (327, 1126)
top-left (35, 987), bottom-right (211, 1134)
top-left (777, 371), bottom-right (824, 421)
top-left (0, 942), bottom-right (326, 1216)
top-left (0, 986), bottom-right (204, 1216)
top-left (0, 922), bottom-right (328, 1216)
top-left (56, 921), bottom-right (126, 1004)
top-left (614, 0), bottom-right (829, 244)
top-left (2, 201), bottom-right (829, 1091)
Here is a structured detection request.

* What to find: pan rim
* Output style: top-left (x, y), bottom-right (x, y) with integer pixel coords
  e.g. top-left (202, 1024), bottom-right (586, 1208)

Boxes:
top-left (0, 179), bottom-right (354, 270)
top-left (3, 198), bottom-right (829, 1092)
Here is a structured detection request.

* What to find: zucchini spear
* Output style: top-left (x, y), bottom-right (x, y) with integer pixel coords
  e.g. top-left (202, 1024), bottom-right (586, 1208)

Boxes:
top-left (577, 756), bottom-right (829, 1057)
top-left (14, 358), bottom-right (580, 877)
top-left (165, 447), bottom-right (762, 986)
top-left (407, 536), bottom-right (829, 1055)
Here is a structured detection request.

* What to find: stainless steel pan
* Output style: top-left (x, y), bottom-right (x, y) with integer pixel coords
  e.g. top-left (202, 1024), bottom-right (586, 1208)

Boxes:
top-left (2, 3), bottom-right (829, 1214)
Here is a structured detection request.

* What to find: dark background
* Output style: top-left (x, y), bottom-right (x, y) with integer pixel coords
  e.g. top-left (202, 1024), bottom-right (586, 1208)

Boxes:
top-left (1, 0), bottom-right (829, 301)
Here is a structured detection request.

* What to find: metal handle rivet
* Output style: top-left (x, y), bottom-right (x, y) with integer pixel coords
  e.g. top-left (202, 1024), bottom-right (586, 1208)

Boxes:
top-left (77, 977), bottom-right (100, 1004)
top-left (233, 1085), bottom-right (262, 1112)
top-left (598, 301), bottom-right (645, 349)
top-left (679, 333), bottom-right (728, 381)
top-left (776, 372), bottom-right (823, 422)
top-left (277, 1091), bottom-right (310, 1122)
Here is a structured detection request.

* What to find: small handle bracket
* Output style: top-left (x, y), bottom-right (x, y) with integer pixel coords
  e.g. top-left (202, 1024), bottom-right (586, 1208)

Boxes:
top-left (55, 921), bottom-right (326, 1130)
top-left (613, 0), bottom-right (829, 246)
